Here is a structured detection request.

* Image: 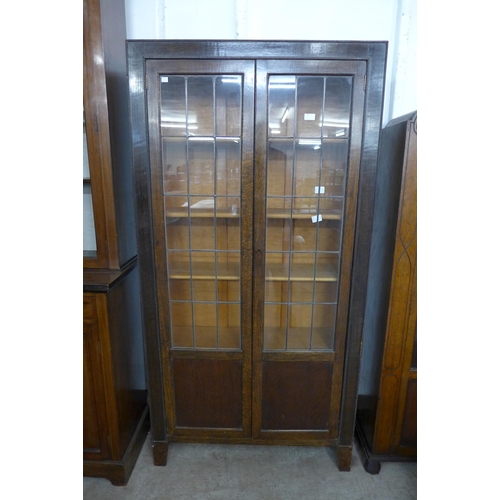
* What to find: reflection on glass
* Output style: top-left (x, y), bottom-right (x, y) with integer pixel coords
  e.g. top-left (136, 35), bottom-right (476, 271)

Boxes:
top-left (216, 76), bottom-right (242, 137)
top-left (83, 110), bottom-right (90, 179)
top-left (83, 184), bottom-right (97, 253)
top-left (263, 74), bottom-right (352, 351)
top-left (161, 74), bottom-right (243, 351)
top-left (83, 109), bottom-right (96, 255)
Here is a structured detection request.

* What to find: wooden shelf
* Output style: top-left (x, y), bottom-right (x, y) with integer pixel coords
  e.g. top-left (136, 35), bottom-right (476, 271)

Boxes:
top-left (166, 208), bottom-right (341, 220)
top-left (266, 208), bottom-right (342, 220)
top-left (166, 208), bottom-right (239, 219)
top-left (263, 327), bottom-right (334, 351)
top-left (266, 263), bottom-right (338, 282)
top-left (168, 261), bottom-right (337, 282)
top-left (168, 261), bottom-right (240, 280)
top-left (171, 325), bottom-right (241, 350)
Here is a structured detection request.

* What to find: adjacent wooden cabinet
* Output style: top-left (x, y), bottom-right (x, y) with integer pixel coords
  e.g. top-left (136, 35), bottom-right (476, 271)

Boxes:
top-left (356, 111), bottom-right (417, 474)
top-left (83, 0), bottom-right (148, 485)
top-left (128, 41), bottom-right (387, 471)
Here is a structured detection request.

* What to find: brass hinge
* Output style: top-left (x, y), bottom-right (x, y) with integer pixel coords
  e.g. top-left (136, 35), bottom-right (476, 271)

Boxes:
top-left (363, 75), bottom-right (367, 91)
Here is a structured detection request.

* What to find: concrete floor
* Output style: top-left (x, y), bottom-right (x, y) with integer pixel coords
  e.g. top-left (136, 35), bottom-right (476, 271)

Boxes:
top-left (83, 434), bottom-right (417, 499)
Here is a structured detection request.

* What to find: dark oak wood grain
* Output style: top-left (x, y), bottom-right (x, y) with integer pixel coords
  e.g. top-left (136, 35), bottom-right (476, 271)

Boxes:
top-left (83, 266), bottom-right (149, 485)
top-left (128, 40), bottom-right (387, 472)
top-left (83, 0), bottom-right (148, 486)
top-left (83, 0), bottom-right (136, 271)
top-left (261, 361), bottom-right (332, 431)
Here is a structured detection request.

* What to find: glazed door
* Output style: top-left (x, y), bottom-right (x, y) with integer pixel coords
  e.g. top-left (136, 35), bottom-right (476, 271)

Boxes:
top-left (252, 60), bottom-right (367, 441)
top-left (145, 60), bottom-right (255, 439)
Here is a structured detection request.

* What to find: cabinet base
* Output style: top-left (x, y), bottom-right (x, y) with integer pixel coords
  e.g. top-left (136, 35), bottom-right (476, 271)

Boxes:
top-left (84, 406), bottom-right (150, 486)
top-left (355, 417), bottom-right (416, 475)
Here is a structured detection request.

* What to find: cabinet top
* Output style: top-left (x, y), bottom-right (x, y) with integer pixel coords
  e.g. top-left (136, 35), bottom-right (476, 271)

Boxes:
top-left (126, 40), bottom-right (388, 63)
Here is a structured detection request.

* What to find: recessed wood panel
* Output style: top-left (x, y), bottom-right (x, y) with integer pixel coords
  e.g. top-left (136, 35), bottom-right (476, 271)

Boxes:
top-left (400, 378), bottom-right (417, 447)
top-left (261, 361), bottom-right (332, 430)
top-left (173, 358), bottom-right (243, 429)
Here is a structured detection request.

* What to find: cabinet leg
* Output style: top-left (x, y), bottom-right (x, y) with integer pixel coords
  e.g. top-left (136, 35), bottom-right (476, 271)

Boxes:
top-left (363, 458), bottom-right (381, 475)
top-left (152, 440), bottom-right (169, 466)
top-left (109, 478), bottom-right (127, 487)
top-left (337, 445), bottom-right (352, 471)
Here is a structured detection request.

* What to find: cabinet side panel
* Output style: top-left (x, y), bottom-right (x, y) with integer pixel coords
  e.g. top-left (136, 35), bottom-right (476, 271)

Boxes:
top-left (107, 266), bottom-right (147, 457)
top-left (357, 115), bottom-right (411, 446)
top-left (100, 0), bottom-right (137, 266)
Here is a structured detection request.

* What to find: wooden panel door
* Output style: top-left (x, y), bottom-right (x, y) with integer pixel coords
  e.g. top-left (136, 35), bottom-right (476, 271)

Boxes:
top-left (252, 59), bottom-right (367, 442)
top-left (145, 59), bottom-right (255, 439)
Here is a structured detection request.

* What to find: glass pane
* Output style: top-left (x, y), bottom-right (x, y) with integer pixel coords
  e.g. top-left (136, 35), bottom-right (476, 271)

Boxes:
top-left (216, 252), bottom-right (240, 281)
top-left (190, 198), bottom-right (215, 250)
top-left (215, 76), bottom-right (242, 137)
top-left (267, 139), bottom-right (294, 198)
top-left (187, 77), bottom-right (214, 137)
top-left (268, 76), bottom-right (295, 136)
top-left (168, 279), bottom-right (191, 301)
top-left (161, 76), bottom-right (187, 137)
top-left (216, 139), bottom-right (241, 196)
top-left (218, 303), bottom-right (241, 349)
top-left (83, 110), bottom-right (90, 179)
top-left (296, 77), bottom-right (323, 137)
top-left (166, 216), bottom-right (189, 250)
top-left (217, 201), bottom-right (240, 252)
top-left (263, 72), bottom-right (352, 352)
top-left (294, 141), bottom-right (321, 197)
top-left (290, 282), bottom-right (313, 303)
top-left (170, 302), bottom-right (193, 348)
top-left (194, 303), bottom-right (217, 348)
top-left (267, 219), bottom-right (291, 253)
top-left (312, 304), bottom-right (336, 350)
top-left (167, 251), bottom-right (190, 280)
top-left (317, 219), bottom-right (341, 252)
top-left (217, 196), bottom-right (240, 220)
top-left (319, 197), bottom-right (344, 220)
top-left (161, 73), bottom-right (243, 352)
top-left (188, 139), bottom-right (215, 195)
top-left (83, 184), bottom-right (97, 253)
top-left (163, 138), bottom-right (187, 195)
top-left (291, 219), bottom-right (318, 252)
top-left (322, 140), bottom-right (349, 197)
top-left (288, 305), bottom-right (312, 346)
top-left (323, 76), bottom-right (352, 139)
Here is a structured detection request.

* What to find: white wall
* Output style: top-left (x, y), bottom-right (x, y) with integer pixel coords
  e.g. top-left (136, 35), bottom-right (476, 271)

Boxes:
top-left (125, 0), bottom-right (416, 124)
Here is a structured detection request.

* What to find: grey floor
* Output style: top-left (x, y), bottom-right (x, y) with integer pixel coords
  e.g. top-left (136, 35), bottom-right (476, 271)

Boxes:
top-left (83, 434), bottom-right (417, 499)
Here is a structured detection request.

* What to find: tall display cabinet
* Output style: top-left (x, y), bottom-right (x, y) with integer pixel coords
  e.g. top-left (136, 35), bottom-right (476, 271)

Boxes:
top-left (356, 111), bottom-right (417, 474)
top-left (128, 41), bottom-right (387, 471)
top-left (83, 0), bottom-right (148, 486)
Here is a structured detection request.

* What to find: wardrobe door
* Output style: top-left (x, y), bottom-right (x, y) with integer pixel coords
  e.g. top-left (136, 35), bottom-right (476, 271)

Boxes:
top-left (145, 60), bottom-right (255, 438)
top-left (253, 60), bottom-right (366, 442)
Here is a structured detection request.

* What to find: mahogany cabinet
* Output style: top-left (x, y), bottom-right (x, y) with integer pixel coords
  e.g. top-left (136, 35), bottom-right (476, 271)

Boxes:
top-left (356, 111), bottom-right (417, 474)
top-left (127, 41), bottom-right (387, 471)
top-left (83, 0), bottom-right (148, 485)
